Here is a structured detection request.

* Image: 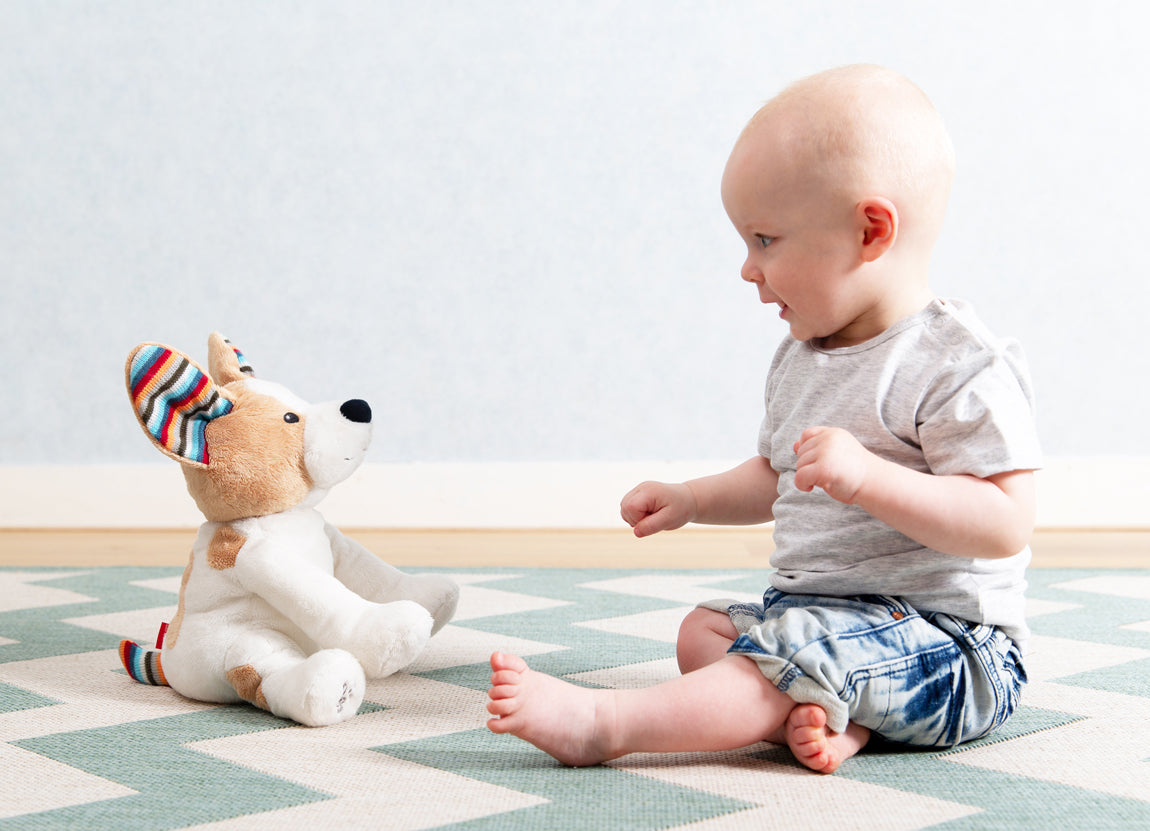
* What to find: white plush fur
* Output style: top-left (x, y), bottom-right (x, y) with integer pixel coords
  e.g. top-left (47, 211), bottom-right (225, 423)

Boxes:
top-left (167, 508), bottom-right (451, 725)
top-left (131, 336), bottom-right (459, 727)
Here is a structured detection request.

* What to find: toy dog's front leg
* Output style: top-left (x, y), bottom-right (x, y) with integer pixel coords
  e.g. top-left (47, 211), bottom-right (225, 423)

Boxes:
top-left (326, 525), bottom-right (459, 634)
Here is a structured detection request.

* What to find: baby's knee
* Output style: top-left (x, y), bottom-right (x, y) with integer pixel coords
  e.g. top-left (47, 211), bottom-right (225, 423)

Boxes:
top-left (676, 607), bottom-right (740, 674)
top-left (679, 606), bottom-right (739, 640)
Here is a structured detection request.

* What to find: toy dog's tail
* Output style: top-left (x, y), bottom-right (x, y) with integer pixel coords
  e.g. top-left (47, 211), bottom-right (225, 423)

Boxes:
top-left (119, 622), bottom-right (170, 686)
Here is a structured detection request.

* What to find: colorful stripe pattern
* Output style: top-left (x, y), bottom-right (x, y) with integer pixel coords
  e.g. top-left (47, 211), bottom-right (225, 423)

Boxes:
top-left (118, 639), bottom-right (168, 686)
top-left (225, 338), bottom-right (255, 376)
top-left (128, 345), bottom-right (232, 465)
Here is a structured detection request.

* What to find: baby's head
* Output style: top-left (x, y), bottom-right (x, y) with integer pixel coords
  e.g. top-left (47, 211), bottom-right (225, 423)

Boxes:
top-left (722, 65), bottom-right (956, 346)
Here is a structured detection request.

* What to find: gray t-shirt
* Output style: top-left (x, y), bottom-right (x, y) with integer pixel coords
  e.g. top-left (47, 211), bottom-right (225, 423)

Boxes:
top-left (760, 298), bottom-right (1043, 648)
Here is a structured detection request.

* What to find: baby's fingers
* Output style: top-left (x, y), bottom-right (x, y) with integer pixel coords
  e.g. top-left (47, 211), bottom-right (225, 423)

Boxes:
top-left (793, 425), bottom-right (829, 456)
top-left (793, 460), bottom-right (821, 493)
top-left (620, 487), bottom-right (654, 528)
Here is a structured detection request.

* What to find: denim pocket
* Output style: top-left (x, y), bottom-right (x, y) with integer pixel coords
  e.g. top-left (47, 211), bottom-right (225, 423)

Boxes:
top-left (926, 612), bottom-right (1024, 739)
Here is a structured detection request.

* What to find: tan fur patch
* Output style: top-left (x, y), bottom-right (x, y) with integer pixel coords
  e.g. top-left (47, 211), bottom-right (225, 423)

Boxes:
top-left (183, 385), bottom-right (312, 522)
top-left (226, 665), bottom-right (269, 710)
top-left (208, 524), bottom-right (246, 570)
top-left (165, 551), bottom-right (193, 649)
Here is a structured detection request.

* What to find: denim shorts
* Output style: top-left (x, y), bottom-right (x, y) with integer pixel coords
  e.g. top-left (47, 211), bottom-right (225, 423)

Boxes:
top-left (701, 589), bottom-right (1026, 747)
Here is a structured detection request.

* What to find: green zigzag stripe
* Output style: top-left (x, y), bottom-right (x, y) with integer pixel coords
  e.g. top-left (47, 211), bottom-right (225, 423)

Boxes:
top-left (0, 681), bottom-right (58, 714)
top-left (375, 727), bottom-right (756, 830)
top-left (6, 708), bottom-right (329, 831)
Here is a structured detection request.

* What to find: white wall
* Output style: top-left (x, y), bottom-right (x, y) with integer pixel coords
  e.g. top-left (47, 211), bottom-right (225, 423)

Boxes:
top-left (2, 3), bottom-right (1147, 525)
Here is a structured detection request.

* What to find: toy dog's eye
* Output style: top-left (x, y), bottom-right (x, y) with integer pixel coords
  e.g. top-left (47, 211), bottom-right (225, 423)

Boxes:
top-left (284, 413), bottom-right (300, 424)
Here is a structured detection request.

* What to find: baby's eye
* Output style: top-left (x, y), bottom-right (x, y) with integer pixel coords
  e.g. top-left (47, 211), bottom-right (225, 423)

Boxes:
top-left (756, 235), bottom-right (775, 249)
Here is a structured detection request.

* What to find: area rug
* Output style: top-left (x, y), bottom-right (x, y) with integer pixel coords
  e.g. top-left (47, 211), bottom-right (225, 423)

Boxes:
top-left (1, 565), bottom-right (1148, 830)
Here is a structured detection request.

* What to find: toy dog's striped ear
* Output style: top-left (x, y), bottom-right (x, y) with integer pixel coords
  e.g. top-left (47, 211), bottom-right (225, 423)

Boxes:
top-left (207, 332), bottom-right (254, 385)
top-left (126, 343), bottom-right (234, 467)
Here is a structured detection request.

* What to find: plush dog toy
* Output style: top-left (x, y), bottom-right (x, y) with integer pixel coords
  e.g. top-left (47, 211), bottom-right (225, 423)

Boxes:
top-left (119, 332), bottom-right (458, 726)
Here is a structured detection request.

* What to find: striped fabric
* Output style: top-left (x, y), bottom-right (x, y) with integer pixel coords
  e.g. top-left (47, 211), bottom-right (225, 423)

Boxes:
top-left (224, 338), bottom-right (254, 375)
top-left (118, 639), bottom-right (168, 686)
top-left (128, 345), bottom-right (232, 465)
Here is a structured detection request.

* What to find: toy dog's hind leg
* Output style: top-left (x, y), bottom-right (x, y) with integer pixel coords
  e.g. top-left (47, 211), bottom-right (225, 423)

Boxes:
top-left (224, 631), bottom-right (366, 727)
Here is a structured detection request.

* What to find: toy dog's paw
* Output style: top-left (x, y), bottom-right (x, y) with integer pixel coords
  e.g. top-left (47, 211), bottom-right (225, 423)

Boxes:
top-left (262, 649), bottom-right (366, 727)
top-left (407, 574), bottom-right (460, 635)
top-left (351, 600), bottom-right (434, 679)
top-left (300, 674), bottom-right (365, 727)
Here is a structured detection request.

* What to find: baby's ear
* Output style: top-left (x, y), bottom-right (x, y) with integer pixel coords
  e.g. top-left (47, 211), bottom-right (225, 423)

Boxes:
top-left (858, 197), bottom-right (899, 262)
top-left (126, 343), bottom-right (234, 468)
top-left (207, 332), bottom-right (255, 385)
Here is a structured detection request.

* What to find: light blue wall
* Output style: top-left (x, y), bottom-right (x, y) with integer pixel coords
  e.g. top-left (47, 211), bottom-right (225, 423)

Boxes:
top-left (3, 2), bottom-right (1146, 464)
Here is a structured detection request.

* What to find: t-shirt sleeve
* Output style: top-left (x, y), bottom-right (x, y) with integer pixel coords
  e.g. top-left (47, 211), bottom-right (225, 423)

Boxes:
top-left (916, 341), bottom-right (1043, 478)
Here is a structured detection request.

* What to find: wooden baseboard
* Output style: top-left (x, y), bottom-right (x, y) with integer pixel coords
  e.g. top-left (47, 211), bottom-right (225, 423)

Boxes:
top-left (1, 458), bottom-right (1148, 530)
top-left (1, 528), bottom-right (1145, 569)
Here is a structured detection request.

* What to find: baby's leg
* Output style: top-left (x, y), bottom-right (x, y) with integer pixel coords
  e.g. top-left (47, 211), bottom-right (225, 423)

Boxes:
top-left (676, 607), bottom-right (739, 674)
top-left (784, 704), bottom-right (870, 774)
top-left (486, 651), bottom-right (795, 767)
top-left (676, 608), bottom-right (871, 772)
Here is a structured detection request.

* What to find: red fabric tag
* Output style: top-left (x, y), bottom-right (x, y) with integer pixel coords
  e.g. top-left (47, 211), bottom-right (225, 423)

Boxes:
top-left (156, 622), bottom-right (169, 649)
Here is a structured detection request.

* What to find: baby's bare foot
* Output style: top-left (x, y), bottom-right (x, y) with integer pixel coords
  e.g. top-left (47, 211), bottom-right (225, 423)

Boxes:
top-left (784, 704), bottom-right (870, 774)
top-left (486, 652), bottom-right (619, 767)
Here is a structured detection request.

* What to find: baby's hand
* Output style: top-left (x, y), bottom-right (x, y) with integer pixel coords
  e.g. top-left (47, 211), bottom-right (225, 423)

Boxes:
top-left (793, 426), bottom-right (875, 505)
top-left (620, 481), bottom-right (697, 538)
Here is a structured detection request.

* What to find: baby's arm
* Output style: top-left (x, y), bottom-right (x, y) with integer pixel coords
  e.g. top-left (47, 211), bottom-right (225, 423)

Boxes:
top-left (793, 426), bottom-right (1035, 559)
top-left (621, 456), bottom-right (779, 538)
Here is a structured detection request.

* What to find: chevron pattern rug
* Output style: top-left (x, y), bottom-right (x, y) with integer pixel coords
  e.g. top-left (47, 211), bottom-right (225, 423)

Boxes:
top-left (2, 565), bottom-right (1148, 830)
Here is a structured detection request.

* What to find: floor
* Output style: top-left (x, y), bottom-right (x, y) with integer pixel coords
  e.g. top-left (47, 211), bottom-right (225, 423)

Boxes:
top-left (0, 528), bottom-right (1146, 568)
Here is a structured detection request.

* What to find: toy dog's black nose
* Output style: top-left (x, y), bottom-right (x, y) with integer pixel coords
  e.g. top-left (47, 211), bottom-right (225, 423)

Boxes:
top-left (340, 399), bottom-right (372, 424)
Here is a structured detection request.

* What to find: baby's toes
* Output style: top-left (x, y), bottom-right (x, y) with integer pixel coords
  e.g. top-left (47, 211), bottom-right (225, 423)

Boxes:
top-left (490, 651), bottom-right (529, 673)
top-left (488, 682), bottom-right (519, 701)
top-left (490, 669), bottom-right (524, 687)
top-left (786, 703), bottom-right (828, 731)
top-left (788, 726), bottom-right (823, 748)
top-left (487, 698), bottom-right (514, 716)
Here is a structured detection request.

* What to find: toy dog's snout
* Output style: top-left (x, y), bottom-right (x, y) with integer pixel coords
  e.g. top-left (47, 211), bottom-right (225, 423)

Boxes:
top-left (340, 399), bottom-right (372, 424)
top-left (301, 396), bottom-right (374, 492)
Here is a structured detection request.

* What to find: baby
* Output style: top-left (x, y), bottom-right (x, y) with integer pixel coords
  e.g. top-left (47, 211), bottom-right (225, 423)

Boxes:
top-left (486, 64), bottom-right (1042, 773)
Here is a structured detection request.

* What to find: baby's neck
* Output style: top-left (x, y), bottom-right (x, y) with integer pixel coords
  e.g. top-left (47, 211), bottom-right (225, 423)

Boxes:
top-left (823, 283), bottom-right (936, 350)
